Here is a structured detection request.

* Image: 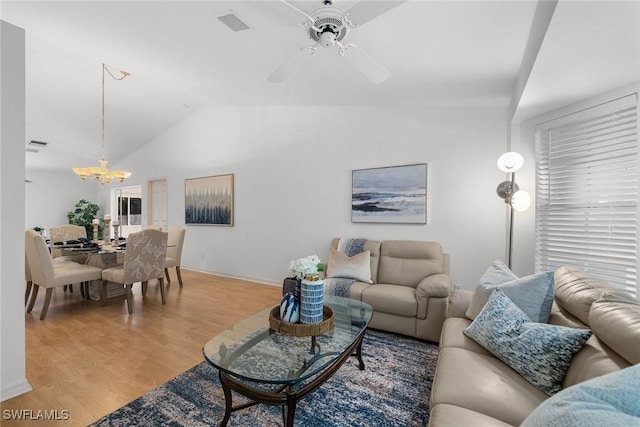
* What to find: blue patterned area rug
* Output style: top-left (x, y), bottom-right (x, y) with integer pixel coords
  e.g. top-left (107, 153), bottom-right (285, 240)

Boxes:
top-left (91, 329), bottom-right (439, 426)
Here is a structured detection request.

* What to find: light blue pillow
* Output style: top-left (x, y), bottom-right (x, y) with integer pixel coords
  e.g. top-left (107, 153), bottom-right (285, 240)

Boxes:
top-left (464, 288), bottom-right (592, 396)
top-left (479, 259), bottom-right (518, 285)
top-left (466, 268), bottom-right (555, 323)
top-left (521, 364), bottom-right (640, 427)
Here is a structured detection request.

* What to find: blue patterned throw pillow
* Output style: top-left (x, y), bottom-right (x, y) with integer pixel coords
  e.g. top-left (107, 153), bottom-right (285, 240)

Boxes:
top-left (464, 288), bottom-right (592, 396)
top-left (521, 364), bottom-right (640, 427)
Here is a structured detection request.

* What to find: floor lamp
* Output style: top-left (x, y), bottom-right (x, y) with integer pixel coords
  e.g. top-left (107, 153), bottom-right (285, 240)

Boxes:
top-left (496, 152), bottom-right (531, 269)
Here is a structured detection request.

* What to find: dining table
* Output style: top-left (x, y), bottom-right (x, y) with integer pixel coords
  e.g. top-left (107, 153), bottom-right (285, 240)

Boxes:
top-left (61, 242), bottom-right (127, 301)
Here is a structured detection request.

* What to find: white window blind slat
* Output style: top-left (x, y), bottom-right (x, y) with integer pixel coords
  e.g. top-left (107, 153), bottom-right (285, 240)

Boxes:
top-left (535, 93), bottom-right (639, 298)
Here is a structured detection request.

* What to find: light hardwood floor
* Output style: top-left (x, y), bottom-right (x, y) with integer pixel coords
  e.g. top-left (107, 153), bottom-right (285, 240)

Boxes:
top-left (1, 269), bottom-right (282, 426)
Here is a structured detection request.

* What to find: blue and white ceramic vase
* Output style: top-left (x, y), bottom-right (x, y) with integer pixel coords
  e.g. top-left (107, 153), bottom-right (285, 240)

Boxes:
top-left (300, 273), bottom-right (324, 324)
top-left (280, 291), bottom-right (300, 323)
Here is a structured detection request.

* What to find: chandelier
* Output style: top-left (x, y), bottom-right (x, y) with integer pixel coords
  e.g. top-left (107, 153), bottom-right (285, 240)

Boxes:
top-left (73, 63), bottom-right (132, 184)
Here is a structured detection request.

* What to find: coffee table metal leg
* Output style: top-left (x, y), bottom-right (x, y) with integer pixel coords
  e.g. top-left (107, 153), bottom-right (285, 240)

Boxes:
top-left (219, 371), bottom-right (233, 427)
top-left (355, 334), bottom-right (366, 370)
top-left (285, 387), bottom-right (296, 427)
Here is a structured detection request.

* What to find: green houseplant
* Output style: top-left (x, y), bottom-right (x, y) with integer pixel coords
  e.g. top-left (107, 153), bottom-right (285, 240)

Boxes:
top-left (67, 199), bottom-right (100, 238)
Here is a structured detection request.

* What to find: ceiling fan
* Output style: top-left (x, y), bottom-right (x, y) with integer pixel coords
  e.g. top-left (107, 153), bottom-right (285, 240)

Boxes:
top-left (268, 0), bottom-right (407, 84)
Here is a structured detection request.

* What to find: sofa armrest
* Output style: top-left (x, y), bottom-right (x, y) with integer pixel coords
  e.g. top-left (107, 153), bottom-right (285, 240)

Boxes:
top-left (448, 288), bottom-right (474, 318)
top-left (416, 274), bottom-right (453, 319)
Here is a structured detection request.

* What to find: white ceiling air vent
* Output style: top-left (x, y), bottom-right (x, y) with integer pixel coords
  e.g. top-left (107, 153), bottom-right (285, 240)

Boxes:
top-left (26, 140), bottom-right (47, 153)
top-left (217, 11), bottom-right (251, 32)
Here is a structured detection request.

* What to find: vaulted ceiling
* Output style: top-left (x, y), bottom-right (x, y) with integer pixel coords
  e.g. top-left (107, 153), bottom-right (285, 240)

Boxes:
top-left (2, 1), bottom-right (638, 173)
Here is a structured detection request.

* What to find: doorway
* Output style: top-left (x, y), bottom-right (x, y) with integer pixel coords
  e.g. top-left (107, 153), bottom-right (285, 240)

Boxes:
top-left (148, 178), bottom-right (168, 230)
top-left (112, 186), bottom-right (143, 238)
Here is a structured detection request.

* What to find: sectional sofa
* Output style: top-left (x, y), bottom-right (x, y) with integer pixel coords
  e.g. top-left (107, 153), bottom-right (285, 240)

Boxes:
top-left (428, 265), bottom-right (640, 426)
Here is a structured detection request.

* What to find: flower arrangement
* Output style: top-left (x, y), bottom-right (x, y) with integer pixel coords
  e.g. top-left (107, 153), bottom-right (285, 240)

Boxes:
top-left (289, 254), bottom-right (323, 280)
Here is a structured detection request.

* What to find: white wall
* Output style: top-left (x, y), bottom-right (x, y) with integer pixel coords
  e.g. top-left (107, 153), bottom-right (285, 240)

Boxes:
top-left (108, 104), bottom-right (510, 289)
top-left (25, 170), bottom-right (100, 233)
top-left (1, 20), bottom-right (32, 401)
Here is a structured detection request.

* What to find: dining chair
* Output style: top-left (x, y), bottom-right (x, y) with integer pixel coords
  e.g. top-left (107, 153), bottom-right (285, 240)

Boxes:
top-left (49, 224), bottom-right (90, 292)
top-left (146, 223), bottom-right (163, 231)
top-left (25, 230), bottom-right (103, 319)
top-left (25, 253), bottom-right (32, 305)
top-left (164, 226), bottom-right (186, 287)
top-left (101, 228), bottom-right (168, 314)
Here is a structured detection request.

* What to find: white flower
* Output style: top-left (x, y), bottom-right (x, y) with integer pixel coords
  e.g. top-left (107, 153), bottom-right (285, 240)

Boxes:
top-left (289, 254), bottom-right (322, 280)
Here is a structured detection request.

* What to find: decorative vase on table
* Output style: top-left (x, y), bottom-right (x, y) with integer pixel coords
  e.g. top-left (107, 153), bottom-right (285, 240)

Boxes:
top-left (280, 292), bottom-right (300, 323)
top-left (300, 273), bottom-right (324, 324)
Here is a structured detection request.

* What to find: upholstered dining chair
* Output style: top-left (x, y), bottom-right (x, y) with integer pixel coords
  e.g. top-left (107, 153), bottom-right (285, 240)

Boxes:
top-left (25, 230), bottom-right (103, 319)
top-left (146, 223), bottom-right (163, 231)
top-left (49, 225), bottom-right (90, 293)
top-left (101, 228), bottom-right (168, 314)
top-left (164, 226), bottom-right (185, 287)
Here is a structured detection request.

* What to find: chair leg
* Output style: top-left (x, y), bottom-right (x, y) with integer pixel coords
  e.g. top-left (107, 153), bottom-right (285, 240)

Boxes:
top-left (142, 281), bottom-right (148, 296)
top-left (40, 288), bottom-right (54, 320)
top-left (159, 278), bottom-right (166, 304)
top-left (176, 266), bottom-right (184, 287)
top-left (80, 282), bottom-right (85, 299)
top-left (165, 268), bottom-right (171, 283)
top-left (27, 284), bottom-right (40, 313)
top-left (69, 284), bottom-right (73, 293)
top-left (125, 284), bottom-right (134, 314)
top-left (25, 280), bottom-right (32, 305)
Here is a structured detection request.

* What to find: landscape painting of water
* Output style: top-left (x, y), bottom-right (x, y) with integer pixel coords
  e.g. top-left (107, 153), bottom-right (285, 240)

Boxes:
top-left (185, 174), bottom-right (234, 226)
top-left (352, 164), bottom-right (427, 223)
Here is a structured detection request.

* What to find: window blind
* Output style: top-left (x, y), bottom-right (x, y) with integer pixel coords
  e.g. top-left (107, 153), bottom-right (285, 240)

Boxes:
top-left (535, 94), bottom-right (639, 298)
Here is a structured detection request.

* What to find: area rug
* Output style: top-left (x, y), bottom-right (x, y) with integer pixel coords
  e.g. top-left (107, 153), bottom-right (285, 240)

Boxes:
top-left (91, 329), bottom-right (439, 426)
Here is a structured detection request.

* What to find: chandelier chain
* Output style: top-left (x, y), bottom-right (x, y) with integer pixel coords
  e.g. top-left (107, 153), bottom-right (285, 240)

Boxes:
top-left (102, 63), bottom-right (130, 161)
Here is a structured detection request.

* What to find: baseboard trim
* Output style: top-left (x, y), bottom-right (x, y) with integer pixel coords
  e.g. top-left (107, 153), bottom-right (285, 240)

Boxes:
top-left (181, 266), bottom-right (281, 288)
top-left (1, 379), bottom-right (33, 402)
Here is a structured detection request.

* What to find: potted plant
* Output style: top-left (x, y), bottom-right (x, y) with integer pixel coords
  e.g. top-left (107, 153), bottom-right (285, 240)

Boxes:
top-left (67, 199), bottom-right (100, 238)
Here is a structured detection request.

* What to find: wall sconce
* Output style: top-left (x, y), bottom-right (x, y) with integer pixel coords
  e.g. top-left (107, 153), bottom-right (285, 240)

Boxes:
top-left (496, 152), bottom-right (531, 268)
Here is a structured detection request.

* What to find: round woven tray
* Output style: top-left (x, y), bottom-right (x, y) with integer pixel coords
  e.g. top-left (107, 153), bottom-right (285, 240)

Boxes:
top-left (269, 305), bottom-right (334, 337)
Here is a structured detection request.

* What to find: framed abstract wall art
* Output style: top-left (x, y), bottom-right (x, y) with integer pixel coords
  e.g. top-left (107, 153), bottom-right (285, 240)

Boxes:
top-left (352, 163), bottom-right (427, 224)
top-left (185, 173), bottom-right (234, 226)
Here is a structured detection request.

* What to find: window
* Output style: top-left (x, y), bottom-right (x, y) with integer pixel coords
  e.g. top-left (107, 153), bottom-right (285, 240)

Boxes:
top-left (535, 94), bottom-right (639, 298)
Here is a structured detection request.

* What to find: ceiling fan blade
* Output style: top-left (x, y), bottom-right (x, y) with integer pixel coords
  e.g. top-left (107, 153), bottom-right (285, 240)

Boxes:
top-left (344, 0), bottom-right (408, 26)
top-left (340, 44), bottom-right (390, 84)
top-left (268, 47), bottom-right (314, 83)
top-left (279, 0), bottom-right (317, 28)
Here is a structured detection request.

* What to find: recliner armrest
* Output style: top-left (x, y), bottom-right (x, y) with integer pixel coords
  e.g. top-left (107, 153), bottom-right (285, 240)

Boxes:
top-left (448, 288), bottom-right (474, 318)
top-left (416, 274), bottom-right (453, 319)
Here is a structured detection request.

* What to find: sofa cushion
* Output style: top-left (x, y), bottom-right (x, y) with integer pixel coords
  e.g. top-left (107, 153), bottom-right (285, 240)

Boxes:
top-left (439, 317), bottom-right (491, 355)
top-left (377, 240), bottom-right (444, 287)
top-left (430, 347), bottom-right (546, 426)
top-left (429, 403), bottom-right (515, 427)
top-left (466, 270), bottom-right (555, 323)
top-left (563, 334), bottom-right (631, 388)
top-left (361, 284), bottom-right (416, 317)
top-left (326, 247), bottom-right (372, 283)
top-left (521, 364), bottom-right (640, 427)
top-left (464, 289), bottom-right (592, 396)
top-left (553, 266), bottom-right (630, 325)
top-left (589, 294), bottom-right (640, 364)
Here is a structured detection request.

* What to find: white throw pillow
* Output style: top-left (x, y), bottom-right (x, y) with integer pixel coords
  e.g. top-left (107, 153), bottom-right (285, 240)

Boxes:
top-left (326, 247), bottom-right (373, 284)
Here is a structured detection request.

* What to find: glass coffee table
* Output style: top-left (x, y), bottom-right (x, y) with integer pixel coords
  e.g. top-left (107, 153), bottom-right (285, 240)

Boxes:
top-left (203, 295), bottom-right (373, 426)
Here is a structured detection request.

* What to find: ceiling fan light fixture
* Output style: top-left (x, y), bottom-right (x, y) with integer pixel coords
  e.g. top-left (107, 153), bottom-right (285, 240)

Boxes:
top-left (319, 31), bottom-right (336, 47)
